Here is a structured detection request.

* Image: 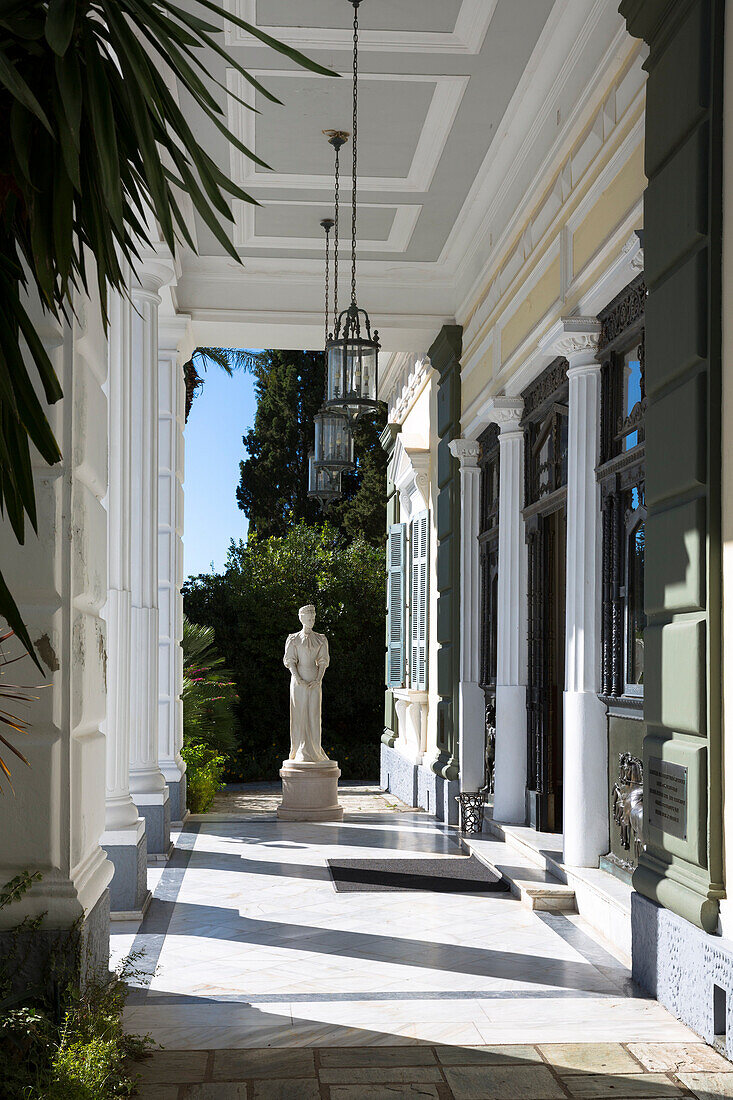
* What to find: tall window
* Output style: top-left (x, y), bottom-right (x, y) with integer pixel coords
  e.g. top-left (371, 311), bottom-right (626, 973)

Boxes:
top-left (386, 510), bottom-right (430, 692)
top-left (597, 276), bottom-right (646, 701)
top-left (410, 511), bottom-right (429, 691)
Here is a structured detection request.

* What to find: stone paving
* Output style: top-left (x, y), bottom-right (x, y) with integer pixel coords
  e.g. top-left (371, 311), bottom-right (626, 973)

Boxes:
top-left (211, 783), bottom-right (411, 816)
top-left (110, 786), bottom-right (730, 1099)
top-left (131, 1042), bottom-right (733, 1098)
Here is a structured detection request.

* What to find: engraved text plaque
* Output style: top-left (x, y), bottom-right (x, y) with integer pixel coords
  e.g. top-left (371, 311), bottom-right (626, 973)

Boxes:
top-left (648, 757), bottom-right (687, 840)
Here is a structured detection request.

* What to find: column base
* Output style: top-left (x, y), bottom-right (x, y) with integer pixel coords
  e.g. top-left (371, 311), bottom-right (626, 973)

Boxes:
top-left (278, 760), bottom-right (343, 821)
top-left (493, 684), bottom-right (527, 824)
top-left (101, 818), bottom-right (150, 917)
top-left (166, 775), bottom-right (187, 825)
top-left (133, 790), bottom-right (171, 854)
top-left (0, 889), bottom-right (110, 999)
top-left (380, 744), bottom-right (459, 824)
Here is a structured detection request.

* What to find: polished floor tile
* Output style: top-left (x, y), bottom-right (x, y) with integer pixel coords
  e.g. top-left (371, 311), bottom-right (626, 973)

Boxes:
top-left (114, 796), bottom-right (698, 1050)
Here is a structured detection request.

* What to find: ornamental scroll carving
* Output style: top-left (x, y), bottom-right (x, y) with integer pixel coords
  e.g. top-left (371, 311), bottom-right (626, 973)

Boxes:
top-left (521, 358), bottom-right (568, 419)
top-left (599, 278), bottom-right (646, 352)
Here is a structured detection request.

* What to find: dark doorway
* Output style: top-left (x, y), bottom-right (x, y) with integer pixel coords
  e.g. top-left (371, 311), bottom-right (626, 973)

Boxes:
top-left (522, 360), bottom-right (569, 833)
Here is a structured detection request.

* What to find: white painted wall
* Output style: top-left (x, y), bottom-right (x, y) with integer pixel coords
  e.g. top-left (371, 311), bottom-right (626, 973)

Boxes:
top-left (0, 283), bottom-right (112, 930)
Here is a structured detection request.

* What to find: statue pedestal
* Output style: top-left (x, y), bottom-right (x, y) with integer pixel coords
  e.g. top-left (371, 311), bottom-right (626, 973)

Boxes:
top-left (277, 760), bottom-right (344, 821)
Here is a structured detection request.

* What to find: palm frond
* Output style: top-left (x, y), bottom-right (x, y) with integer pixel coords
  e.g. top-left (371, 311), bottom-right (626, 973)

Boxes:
top-left (0, 631), bottom-right (37, 794)
top-left (0, 3), bottom-right (336, 663)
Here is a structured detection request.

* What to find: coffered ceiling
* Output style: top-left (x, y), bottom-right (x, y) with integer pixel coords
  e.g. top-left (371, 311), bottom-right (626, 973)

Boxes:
top-left (168, 0), bottom-right (631, 352)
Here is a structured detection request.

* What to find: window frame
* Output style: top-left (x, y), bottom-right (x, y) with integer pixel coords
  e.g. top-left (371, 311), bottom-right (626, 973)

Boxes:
top-left (596, 274), bottom-right (646, 710)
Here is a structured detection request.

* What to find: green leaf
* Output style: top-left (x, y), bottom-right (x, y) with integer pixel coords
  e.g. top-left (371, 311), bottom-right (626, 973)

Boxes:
top-left (9, 102), bottom-right (32, 183)
top-left (54, 51), bottom-right (82, 148)
top-left (45, 0), bottom-right (76, 56)
top-left (0, 570), bottom-right (42, 673)
top-left (0, 48), bottom-right (54, 134)
top-left (185, 0), bottom-right (339, 78)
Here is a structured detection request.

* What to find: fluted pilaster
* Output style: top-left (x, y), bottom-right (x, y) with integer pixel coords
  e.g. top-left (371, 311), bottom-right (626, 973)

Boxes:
top-left (449, 438), bottom-right (484, 791)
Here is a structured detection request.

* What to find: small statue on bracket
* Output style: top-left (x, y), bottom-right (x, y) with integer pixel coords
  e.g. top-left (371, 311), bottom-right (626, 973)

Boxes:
top-left (612, 752), bottom-right (644, 861)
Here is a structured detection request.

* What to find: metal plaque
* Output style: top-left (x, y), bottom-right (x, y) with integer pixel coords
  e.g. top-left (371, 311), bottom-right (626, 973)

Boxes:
top-left (648, 757), bottom-right (687, 840)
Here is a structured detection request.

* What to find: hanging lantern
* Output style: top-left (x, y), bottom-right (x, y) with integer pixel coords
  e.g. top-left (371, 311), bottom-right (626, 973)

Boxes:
top-left (314, 408), bottom-right (354, 470)
top-left (308, 451), bottom-right (342, 504)
top-left (323, 1), bottom-right (381, 424)
top-left (325, 304), bottom-right (379, 421)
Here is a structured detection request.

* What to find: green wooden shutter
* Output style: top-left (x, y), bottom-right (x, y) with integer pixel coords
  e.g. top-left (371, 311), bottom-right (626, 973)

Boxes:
top-left (387, 523), bottom-right (406, 688)
top-left (410, 510), bottom-right (429, 690)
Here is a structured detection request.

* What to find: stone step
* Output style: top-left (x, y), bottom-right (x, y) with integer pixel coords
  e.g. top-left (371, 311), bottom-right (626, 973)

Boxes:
top-left (460, 834), bottom-right (577, 912)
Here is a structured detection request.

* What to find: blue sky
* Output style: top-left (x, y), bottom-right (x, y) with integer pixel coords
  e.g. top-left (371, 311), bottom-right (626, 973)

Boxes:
top-left (183, 355), bottom-right (258, 578)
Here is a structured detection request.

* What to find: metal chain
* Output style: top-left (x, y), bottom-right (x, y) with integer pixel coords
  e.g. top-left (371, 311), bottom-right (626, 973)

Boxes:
top-left (334, 142), bottom-right (340, 329)
top-left (349, 3), bottom-right (358, 310)
top-left (323, 221), bottom-right (330, 349)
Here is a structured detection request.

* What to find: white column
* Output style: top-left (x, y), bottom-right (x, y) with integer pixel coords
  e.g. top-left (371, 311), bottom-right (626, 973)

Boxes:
top-left (490, 399), bottom-right (528, 824)
top-left (0, 282), bottom-right (112, 965)
top-left (100, 280), bottom-right (149, 915)
top-left (448, 439), bottom-right (485, 792)
top-left (129, 267), bottom-right (171, 855)
top-left (158, 321), bottom-right (189, 823)
top-left (553, 318), bottom-right (608, 867)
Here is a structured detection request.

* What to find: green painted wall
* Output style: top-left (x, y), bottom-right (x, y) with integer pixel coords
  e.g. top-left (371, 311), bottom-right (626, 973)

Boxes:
top-left (428, 326), bottom-right (462, 782)
top-left (620, 0), bottom-right (724, 931)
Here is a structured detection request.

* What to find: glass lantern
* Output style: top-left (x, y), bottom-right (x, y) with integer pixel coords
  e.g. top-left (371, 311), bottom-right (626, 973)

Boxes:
top-left (308, 451), bottom-right (342, 504)
top-left (325, 303), bottom-right (380, 421)
top-left (314, 410), bottom-right (354, 471)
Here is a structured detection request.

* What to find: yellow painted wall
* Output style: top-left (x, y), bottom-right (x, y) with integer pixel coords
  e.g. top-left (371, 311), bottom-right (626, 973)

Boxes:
top-left (572, 142), bottom-right (646, 276)
top-left (461, 345), bottom-right (494, 414)
top-left (500, 256), bottom-right (562, 364)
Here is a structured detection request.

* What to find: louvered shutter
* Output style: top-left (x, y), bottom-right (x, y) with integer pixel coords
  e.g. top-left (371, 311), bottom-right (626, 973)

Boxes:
top-left (386, 523), bottom-right (406, 688)
top-left (410, 510), bottom-right (429, 690)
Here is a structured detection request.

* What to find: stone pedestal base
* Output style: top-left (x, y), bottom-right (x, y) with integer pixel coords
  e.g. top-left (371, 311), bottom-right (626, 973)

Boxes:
top-left (277, 760), bottom-right (344, 821)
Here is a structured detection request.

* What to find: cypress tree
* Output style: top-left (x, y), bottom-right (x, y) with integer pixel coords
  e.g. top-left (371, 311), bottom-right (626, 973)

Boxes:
top-left (236, 348), bottom-right (387, 545)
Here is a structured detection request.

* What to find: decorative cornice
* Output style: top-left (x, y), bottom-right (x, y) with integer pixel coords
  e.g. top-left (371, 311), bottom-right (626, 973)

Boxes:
top-left (449, 438), bottom-right (481, 467)
top-left (380, 422), bottom-right (401, 456)
top-left (385, 354), bottom-right (433, 424)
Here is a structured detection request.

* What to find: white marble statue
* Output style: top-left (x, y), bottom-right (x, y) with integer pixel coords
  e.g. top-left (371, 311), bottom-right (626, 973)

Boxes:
top-left (283, 604), bottom-right (330, 763)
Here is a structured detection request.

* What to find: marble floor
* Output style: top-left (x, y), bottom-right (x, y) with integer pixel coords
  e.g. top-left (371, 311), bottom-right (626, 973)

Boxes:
top-left (111, 794), bottom-right (699, 1055)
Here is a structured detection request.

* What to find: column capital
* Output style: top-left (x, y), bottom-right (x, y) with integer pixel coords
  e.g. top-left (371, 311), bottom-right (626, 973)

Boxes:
top-left (132, 259), bottom-right (174, 299)
top-left (541, 317), bottom-right (601, 366)
top-left (448, 438), bottom-right (481, 468)
top-left (487, 396), bottom-right (524, 434)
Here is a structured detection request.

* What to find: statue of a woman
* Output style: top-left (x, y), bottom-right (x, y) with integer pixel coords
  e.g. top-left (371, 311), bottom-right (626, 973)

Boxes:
top-left (283, 604), bottom-right (330, 763)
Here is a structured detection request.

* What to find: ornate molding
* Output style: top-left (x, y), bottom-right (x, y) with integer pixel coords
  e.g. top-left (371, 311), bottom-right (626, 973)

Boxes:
top-left (598, 276), bottom-right (646, 352)
top-left (393, 436), bottom-right (430, 518)
top-left (521, 358), bottom-right (568, 420)
top-left (449, 438), bottom-right (481, 467)
top-left (386, 354), bottom-right (433, 424)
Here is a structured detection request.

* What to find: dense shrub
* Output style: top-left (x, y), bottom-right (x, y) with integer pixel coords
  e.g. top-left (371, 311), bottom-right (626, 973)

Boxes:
top-left (184, 523), bottom-right (385, 782)
top-left (0, 873), bottom-right (151, 1099)
top-left (182, 742), bottom-right (227, 813)
top-left (181, 617), bottom-right (237, 812)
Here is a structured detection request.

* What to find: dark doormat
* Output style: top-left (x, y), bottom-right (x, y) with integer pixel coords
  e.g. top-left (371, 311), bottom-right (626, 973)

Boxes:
top-left (326, 855), bottom-right (509, 893)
